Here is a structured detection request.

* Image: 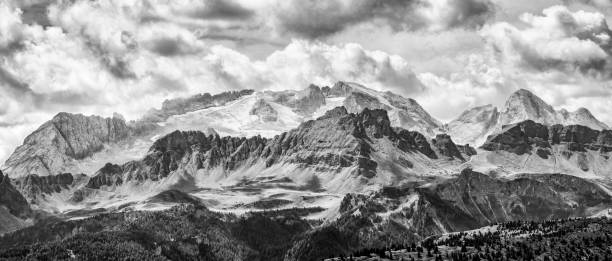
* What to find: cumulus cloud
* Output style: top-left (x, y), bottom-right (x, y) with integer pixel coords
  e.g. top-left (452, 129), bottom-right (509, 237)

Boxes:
top-left (481, 5), bottom-right (612, 78)
top-left (0, 3), bottom-right (27, 51)
top-left (259, 41), bottom-right (424, 94)
top-left (273, 0), bottom-right (495, 38)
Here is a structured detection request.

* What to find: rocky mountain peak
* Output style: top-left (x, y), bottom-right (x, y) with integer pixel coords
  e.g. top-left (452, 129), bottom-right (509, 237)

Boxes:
top-left (318, 106), bottom-right (349, 120)
top-left (501, 88), bottom-right (556, 125)
top-left (356, 108), bottom-right (394, 139)
top-left (149, 130), bottom-right (210, 155)
top-left (448, 88), bottom-right (609, 147)
top-left (3, 112), bottom-right (131, 178)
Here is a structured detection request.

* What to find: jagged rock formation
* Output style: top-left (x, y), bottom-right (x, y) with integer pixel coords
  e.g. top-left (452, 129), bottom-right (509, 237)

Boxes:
top-left (0, 171), bottom-right (31, 234)
top-left (86, 163), bottom-right (124, 189)
top-left (446, 104), bottom-right (499, 145)
top-left (84, 107), bottom-right (471, 188)
top-left (81, 130), bottom-right (268, 188)
top-left (0, 171), bottom-right (31, 219)
top-left (447, 89), bottom-right (609, 146)
top-left (432, 134), bottom-right (465, 161)
top-left (481, 120), bottom-right (612, 156)
top-left (250, 99), bottom-right (278, 122)
top-left (272, 84), bottom-right (327, 115)
top-left (13, 173), bottom-right (77, 201)
top-left (500, 89), bottom-right (609, 130)
top-left (3, 113), bottom-right (130, 178)
top-left (331, 82), bottom-right (443, 137)
top-left (3, 82), bottom-right (449, 180)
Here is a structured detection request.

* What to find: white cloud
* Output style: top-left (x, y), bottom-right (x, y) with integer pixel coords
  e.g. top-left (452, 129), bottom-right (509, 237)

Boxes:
top-left (481, 5), bottom-right (612, 77)
top-left (0, 2), bottom-right (28, 51)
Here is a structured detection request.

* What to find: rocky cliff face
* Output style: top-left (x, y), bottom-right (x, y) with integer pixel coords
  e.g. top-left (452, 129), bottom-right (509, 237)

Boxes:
top-left (446, 104), bottom-right (499, 145)
top-left (0, 171), bottom-right (31, 219)
top-left (84, 107), bottom-right (472, 189)
top-left (3, 113), bottom-right (130, 178)
top-left (13, 173), bottom-right (78, 201)
top-left (447, 89), bottom-right (609, 146)
top-left (250, 99), bottom-right (278, 122)
top-left (0, 171), bottom-right (31, 234)
top-left (331, 82), bottom-right (444, 137)
top-left (481, 120), bottom-right (612, 155)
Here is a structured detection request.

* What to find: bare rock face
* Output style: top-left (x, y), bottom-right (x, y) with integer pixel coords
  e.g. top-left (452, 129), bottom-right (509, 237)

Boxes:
top-left (250, 99), bottom-right (278, 122)
top-left (3, 113), bottom-right (130, 178)
top-left (395, 129), bottom-right (437, 159)
top-left (86, 163), bottom-right (123, 189)
top-left (271, 84), bottom-right (327, 115)
top-left (433, 169), bottom-right (611, 223)
top-left (0, 171), bottom-right (31, 219)
top-left (448, 89), bottom-right (609, 147)
top-left (85, 106), bottom-right (470, 186)
top-left (85, 130), bottom-right (269, 186)
top-left (481, 120), bottom-right (612, 156)
top-left (0, 171), bottom-right (31, 234)
top-left (343, 91), bottom-right (391, 114)
top-left (14, 173), bottom-right (76, 201)
top-left (432, 134), bottom-right (465, 161)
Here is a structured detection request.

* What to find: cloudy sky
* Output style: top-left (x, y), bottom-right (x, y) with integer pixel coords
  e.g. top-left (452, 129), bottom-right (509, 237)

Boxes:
top-left (1, 0), bottom-right (612, 162)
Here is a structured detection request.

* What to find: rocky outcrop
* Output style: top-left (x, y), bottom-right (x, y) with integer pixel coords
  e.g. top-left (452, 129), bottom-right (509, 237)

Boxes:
top-left (140, 89), bottom-right (254, 123)
top-left (86, 130), bottom-right (269, 186)
top-left (322, 81), bottom-right (353, 97)
top-left (271, 84), bottom-right (326, 115)
top-left (432, 134), bottom-right (465, 161)
top-left (86, 107), bottom-right (471, 187)
top-left (3, 113), bottom-right (130, 177)
top-left (0, 171), bottom-right (31, 220)
top-left (0, 171), bottom-right (31, 234)
top-left (86, 163), bottom-right (123, 189)
top-left (14, 173), bottom-right (77, 201)
top-left (343, 91), bottom-right (391, 114)
top-left (481, 120), bottom-right (612, 156)
top-left (250, 99), bottom-right (278, 122)
top-left (446, 104), bottom-right (500, 145)
top-left (447, 89), bottom-right (609, 147)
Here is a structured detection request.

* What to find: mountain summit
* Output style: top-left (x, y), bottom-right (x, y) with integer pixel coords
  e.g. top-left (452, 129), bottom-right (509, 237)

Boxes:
top-left (447, 89), bottom-right (609, 145)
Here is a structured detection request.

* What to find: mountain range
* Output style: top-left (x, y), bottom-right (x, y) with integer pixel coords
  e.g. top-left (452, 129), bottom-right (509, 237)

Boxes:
top-left (0, 81), bottom-right (611, 260)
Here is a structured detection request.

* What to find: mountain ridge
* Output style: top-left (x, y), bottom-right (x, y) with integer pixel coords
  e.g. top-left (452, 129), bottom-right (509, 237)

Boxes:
top-left (447, 88), bottom-right (609, 145)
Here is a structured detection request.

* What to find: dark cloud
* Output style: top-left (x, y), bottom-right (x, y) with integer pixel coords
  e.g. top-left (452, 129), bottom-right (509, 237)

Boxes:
top-left (0, 67), bottom-right (34, 96)
top-left (275, 0), bottom-right (495, 39)
top-left (146, 37), bottom-right (201, 56)
top-left (184, 0), bottom-right (254, 20)
top-left (21, 2), bottom-right (52, 27)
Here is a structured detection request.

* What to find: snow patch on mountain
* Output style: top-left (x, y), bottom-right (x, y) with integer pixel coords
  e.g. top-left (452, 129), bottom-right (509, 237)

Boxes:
top-left (447, 89), bottom-right (609, 146)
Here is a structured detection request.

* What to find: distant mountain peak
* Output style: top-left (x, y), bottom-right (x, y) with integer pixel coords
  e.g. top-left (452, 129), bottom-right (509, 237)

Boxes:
top-left (447, 88), bottom-right (609, 146)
